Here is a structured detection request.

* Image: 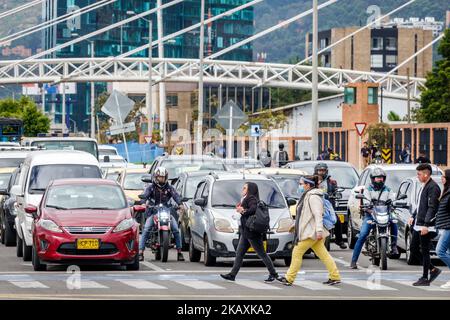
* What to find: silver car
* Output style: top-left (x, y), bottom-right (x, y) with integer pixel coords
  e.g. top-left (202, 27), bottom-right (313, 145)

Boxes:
top-left (188, 173), bottom-right (295, 266)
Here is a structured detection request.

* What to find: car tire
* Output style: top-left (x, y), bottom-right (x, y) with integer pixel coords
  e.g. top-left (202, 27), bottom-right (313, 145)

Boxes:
top-left (4, 221), bottom-right (16, 247)
top-left (126, 254), bottom-right (140, 271)
top-left (32, 245), bottom-right (46, 271)
top-left (23, 241), bottom-right (32, 262)
top-left (406, 231), bottom-right (420, 265)
top-left (203, 236), bottom-right (216, 267)
top-left (180, 224), bottom-right (189, 252)
top-left (284, 257), bottom-right (292, 267)
top-left (189, 234), bottom-right (201, 262)
top-left (347, 214), bottom-right (357, 250)
top-left (16, 233), bottom-right (23, 258)
top-left (0, 219), bottom-right (5, 245)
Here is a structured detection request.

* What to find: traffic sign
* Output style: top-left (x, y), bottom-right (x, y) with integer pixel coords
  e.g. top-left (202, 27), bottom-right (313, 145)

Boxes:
top-left (109, 122), bottom-right (136, 135)
top-left (144, 135), bottom-right (152, 144)
top-left (101, 90), bottom-right (135, 123)
top-left (355, 122), bottom-right (367, 136)
top-left (381, 148), bottom-right (392, 164)
top-left (251, 124), bottom-right (261, 137)
top-left (213, 100), bottom-right (248, 131)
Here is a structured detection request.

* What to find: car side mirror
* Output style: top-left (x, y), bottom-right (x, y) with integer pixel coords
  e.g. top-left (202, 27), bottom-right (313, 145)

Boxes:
top-left (397, 194), bottom-right (407, 200)
top-left (104, 155), bottom-right (110, 163)
top-left (286, 198), bottom-right (297, 206)
top-left (194, 198), bottom-right (207, 207)
top-left (0, 189), bottom-right (8, 196)
top-left (141, 174), bottom-right (153, 183)
top-left (25, 205), bottom-right (38, 219)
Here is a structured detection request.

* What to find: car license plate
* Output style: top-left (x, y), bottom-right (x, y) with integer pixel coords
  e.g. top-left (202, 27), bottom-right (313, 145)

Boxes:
top-left (338, 214), bottom-right (345, 223)
top-left (76, 239), bottom-right (99, 250)
top-left (248, 241), bottom-right (267, 253)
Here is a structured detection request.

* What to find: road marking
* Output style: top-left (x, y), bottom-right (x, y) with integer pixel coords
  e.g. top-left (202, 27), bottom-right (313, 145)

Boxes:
top-left (116, 279), bottom-right (167, 289)
top-left (9, 281), bottom-right (48, 289)
top-left (394, 281), bottom-right (450, 292)
top-left (175, 280), bottom-right (225, 290)
top-left (293, 280), bottom-right (340, 291)
top-left (78, 280), bottom-right (108, 289)
top-left (235, 280), bottom-right (281, 290)
top-left (346, 280), bottom-right (397, 291)
top-left (140, 261), bottom-right (166, 272)
top-left (333, 257), bottom-right (368, 270)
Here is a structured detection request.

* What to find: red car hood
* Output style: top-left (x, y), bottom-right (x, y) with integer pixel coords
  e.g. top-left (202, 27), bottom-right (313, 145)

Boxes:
top-left (43, 208), bottom-right (132, 227)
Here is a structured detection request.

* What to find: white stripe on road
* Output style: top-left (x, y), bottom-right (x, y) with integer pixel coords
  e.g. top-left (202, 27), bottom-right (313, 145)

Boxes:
top-left (346, 280), bottom-right (397, 291)
top-left (140, 261), bottom-right (166, 272)
top-left (9, 281), bottom-right (48, 289)
top-left (235, 280), bottom-right (281, 290)
top-left (293, 280), bottom-right (340, 291)
top-left (116, 279), bottom-right (167, 290)
top-left (394, 281), bottom-right (450, 292)
top-left (78, 280), bottom-right (108, 289)
top-left (175, 280), bottom-right (225, 290)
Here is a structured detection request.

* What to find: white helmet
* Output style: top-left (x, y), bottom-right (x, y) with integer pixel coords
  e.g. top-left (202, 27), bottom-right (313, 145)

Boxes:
top-left (154, 167), bottom-right (169, 187)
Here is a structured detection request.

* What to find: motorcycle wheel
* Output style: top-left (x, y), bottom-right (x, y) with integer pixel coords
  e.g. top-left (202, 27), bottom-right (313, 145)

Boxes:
top-left (160, 230), bottom-right (170, 263)
top-left (379, 237), bottom-right (388, 271)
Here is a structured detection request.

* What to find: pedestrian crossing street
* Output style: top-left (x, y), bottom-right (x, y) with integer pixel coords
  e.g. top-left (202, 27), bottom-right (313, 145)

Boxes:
top-left (1, 275), bottom-right (450, 293)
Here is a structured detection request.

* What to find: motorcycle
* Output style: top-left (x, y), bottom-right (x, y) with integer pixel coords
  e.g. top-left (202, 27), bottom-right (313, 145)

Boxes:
top-left (324, 187), bottom-right (344, 251)
top-left (356, 194), bottom-right (405, 270)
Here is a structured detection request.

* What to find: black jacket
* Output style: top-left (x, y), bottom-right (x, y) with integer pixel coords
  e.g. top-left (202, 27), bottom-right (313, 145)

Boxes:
top-left (413, 178), bottom-right (441, 227)
top-left (436, 191), bottom-right (450, 230)
top-left (240, 195), bottom-right (264, 240)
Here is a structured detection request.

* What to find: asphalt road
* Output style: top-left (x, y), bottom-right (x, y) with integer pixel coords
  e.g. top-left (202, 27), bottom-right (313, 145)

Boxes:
top-left (0, 243), bottom-right (448, 300)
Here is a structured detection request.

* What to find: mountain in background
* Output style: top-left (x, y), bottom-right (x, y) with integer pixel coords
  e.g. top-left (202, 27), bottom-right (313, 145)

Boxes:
top-left (253, 0), bottom-right (449, 63)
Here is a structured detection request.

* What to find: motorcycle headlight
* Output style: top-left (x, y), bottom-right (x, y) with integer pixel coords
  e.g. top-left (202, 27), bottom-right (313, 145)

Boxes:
top-left (214, 218), bottom-right (234, 233)
top-left (159, 210), bottom-right (171, 221)
top-left (39, 219), bottom-right (63, 233)
top-left (113, 218), bottom-right (135, 233)
top-left (376, 214), bottom-right (389, 224)
top-left (277, 218), bottom-right (294, 233)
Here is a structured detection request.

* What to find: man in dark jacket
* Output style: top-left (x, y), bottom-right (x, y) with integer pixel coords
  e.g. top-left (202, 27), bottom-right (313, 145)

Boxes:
top-left (414, 152), bottom-right (431, 164)
top-left (436, 169), bottom-right (450, 289)
top-left (409, 164), bottom-right (442, 286)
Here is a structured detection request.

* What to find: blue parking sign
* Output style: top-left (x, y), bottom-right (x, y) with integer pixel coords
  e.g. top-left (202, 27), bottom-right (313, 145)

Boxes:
top-left (251, 124), bottom-right (261, 137)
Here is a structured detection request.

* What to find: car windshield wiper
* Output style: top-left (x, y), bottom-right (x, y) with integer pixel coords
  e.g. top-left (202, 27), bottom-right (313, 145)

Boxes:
top-left (212, 204), bottom-right (236, 208)
top-left (29, 188), bottom-right (46, 193)
top-left (46, 205), bottom-right (68, 210)
top-left (71, 207), bottom-right (114, 210)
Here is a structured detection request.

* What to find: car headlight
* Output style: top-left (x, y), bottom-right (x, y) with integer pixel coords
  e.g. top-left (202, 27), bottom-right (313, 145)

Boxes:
top-left (113, 218), bottom-right (135, 233)
top-left (277, 217), bottom-right (294, 233)
top-left (39, 219), bottom-right (63, 233)
top-left (214, 218), bottom-right (234, 233)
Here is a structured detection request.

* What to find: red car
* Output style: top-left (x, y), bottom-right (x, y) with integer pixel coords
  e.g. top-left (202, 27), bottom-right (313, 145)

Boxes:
top-left (29, 178), bottom-right (141, 271)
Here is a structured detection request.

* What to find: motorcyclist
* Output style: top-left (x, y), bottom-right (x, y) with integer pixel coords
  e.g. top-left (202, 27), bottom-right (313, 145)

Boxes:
top-left (350, 167), bottom-right (399, 269)
top-left (314, 163), bottom-right (347, 249)
top-left (138, 167), bottom-right (185, 262)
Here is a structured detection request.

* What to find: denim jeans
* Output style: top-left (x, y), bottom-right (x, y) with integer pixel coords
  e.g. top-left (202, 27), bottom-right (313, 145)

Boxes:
top-left (437, 229), bottom-right (450, 269)
top-left (139, 214), bottom-right (182, 251)
top-left (351, 215), bottom-right (398, 263)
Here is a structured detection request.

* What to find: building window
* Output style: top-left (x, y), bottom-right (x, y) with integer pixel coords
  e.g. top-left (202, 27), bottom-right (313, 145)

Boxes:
top-left (319, 122), bottom-right (342, 128)
top-left (385, 37), bottom-right (397, 50)
top-left (166, 94), bottom-right (178, 107)
top-left (368, 87), bottom-right (378, 105)
top-left (168, 122), bottom-right (178, 133)
top-left (386, 55), bottom-right (398, 67)
top-left (344, 87), bottom-right (356, 104)
top-left (371, 54), bottom-right (383, 68)
top-left (217, 37), bottom-right (223, 48)
top-left (371, 37), bottom-right (383, 50)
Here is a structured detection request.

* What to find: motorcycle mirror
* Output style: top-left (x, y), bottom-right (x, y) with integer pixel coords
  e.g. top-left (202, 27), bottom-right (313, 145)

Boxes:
top-left (194, 198), bottom-right (207, 207)
top-left (141, 174), bottom-right (153, 183)
top-left (133, 205), bottom-right (146, 212)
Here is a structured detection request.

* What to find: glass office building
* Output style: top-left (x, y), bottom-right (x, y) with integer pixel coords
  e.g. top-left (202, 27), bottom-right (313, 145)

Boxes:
top-left (43, 0), bottom-right (255, 133)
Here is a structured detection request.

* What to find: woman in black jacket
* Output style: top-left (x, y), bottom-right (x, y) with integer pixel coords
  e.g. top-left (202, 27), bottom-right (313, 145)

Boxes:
top-left (220, 182), bottom-right (282, 283)
top-left (436, 169), bottom-right (450, 289)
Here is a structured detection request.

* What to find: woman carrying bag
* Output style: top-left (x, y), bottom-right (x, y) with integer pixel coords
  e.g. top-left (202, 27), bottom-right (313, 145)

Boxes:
top-left (220, 182), bottom-right (283, 283)
top-left (280, 175), bottom-right (341, 286)
top-left (436, 169), bottom-right (450, 289)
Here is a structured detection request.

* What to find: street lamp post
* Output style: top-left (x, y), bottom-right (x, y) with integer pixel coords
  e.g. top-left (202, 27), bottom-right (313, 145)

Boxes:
top-left (147, 19), bottom-right (153, 139)
top-left (89, 41), bottom-right (95, 139)
top-left (196, 0), bottom-right (205, 155)
top-left (311, 0), bottom-right (319, 159)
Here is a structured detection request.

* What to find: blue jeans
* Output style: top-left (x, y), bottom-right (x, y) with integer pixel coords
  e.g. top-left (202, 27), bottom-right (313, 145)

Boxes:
top-left (139, 214), bottom-right (182, 251)
top-left (351, 215), bottom-right (398, 263)
top-left (437, 229), bottom-right (450, 269)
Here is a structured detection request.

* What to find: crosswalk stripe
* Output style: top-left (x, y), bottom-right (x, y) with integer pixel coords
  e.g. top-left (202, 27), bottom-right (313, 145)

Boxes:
top-left (9, 281), bottom-right (48, 289)
top-left (78, 280), bottom-right (108, 289)
top-left (116, 279), bottom-right (167, 289)
top-left (235, 280), bottom-right (281, 290)
top-left (346, 280), bottom-right (397, 291)
top-left (293, 280), bottom-right (340, 291)
top-left (175, 280), bottom-right (225, 290)
top-left (394, 281), bottom-right (450, 292)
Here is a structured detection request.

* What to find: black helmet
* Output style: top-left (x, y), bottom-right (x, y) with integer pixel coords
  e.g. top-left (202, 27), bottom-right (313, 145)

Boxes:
top-left (370, 167), bottom-right (387, 190)
top-left (279, 143), bottom-right (285, 149)
top-left (154, 167), bottom-right (169, 188)
top-left (314, 162), bottom-right (329, 178)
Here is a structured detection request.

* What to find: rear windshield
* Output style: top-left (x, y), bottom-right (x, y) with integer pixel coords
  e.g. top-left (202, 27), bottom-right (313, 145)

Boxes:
top-left (99, 149), bottom-right (118, 156)
top-left (124, 173), bottom-right (146, 190)
top-left (161, 160), bottom-right (226, 179)
top-left (291, 164), bottom-right (359, 189)
top-left (28, 165), bottom-right (102, 194)
top-left (0, 158), bottom-right (24, 167)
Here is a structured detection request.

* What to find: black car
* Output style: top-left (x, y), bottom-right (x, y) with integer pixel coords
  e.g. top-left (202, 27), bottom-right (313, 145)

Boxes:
top-left (173, 171), bottom-right (219, 251)
top-left (0, 168), bottom-right (20, 246)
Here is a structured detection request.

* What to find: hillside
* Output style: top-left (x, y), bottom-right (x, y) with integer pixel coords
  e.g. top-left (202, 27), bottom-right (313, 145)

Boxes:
top-left (253, 0), bottom-right (450, 62)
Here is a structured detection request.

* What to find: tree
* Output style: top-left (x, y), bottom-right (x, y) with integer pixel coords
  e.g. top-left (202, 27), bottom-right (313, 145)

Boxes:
top-left (416, 28), bottom-right (450, 123)
top-left (0, 96), bottom-right (50, 136)
top-left (387, 111), bottom-right (401, 121)
top-left (367, 122), bottom-right (393, 149)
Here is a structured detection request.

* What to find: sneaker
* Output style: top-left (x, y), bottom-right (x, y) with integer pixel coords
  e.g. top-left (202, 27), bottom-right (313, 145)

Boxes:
top-left (413, 277), bottom-right (430, 287)
top-left (429, 267), bottom-right (442, 283)
top-left (323, 279), bottom-right (341, 286)
top-left (177, 252), bottom-right (185, 262)
top-left (278, 276), bottom-right (293, 286)
top-left (220, 273), bottom-right (235, 282)
top-left (349, 262), bottom-right (358, 269)
top-left (440, 281), bottom-right (450, 289)
top-left (264, 274), bottom-right (284, 283)
top-left (138, 253), bottom-right (144, 261)
top-left (390, 246), bottom-right (399, 256)
top-left (336, 242), bottom-right (347, 249)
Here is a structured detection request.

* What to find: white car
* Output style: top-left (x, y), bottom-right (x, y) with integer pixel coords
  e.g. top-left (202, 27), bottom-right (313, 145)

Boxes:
top-left (346, 164), bottom-right (443, 248)
top-left (11, 151), bottom-right (102, 261)
top-left (0, 150), bottom-right (33, 168)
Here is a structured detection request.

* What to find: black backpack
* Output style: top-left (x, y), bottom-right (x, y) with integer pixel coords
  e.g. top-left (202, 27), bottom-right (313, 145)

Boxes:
top-left (278, 150), bottom-right (288, 165)
top-left (245, 201), bottom-right (270, 234)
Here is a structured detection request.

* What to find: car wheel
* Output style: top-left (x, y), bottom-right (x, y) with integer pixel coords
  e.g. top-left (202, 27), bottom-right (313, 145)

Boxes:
top-left (23, 240), bottom-right (32, 262)
top-left (4, 221), bottom-right (16, 247)
top-left (32, 245), bottom-right (46, 271)
top-left (16, 233), bottom-right (23, 258)
top-left (406, 231), bottom-right (420, 265)
top-left (284, 257), bottom-right (292, 267)
top-left (347, 214), bottom-right (357, 249)
top-left (126, 254), bottom-right (140, 271)
top-left (0, 219), bottom-right (5, 245)
top-left (189, 234), bottom-right (201, 262)
top-left (203, 236), bottom-right (216, 267)
top-left (180, 224), bottom-right (189, 252)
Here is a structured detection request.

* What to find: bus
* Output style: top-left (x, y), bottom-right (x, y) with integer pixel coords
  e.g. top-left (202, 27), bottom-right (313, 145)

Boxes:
top-left (0, 118), bottom-right (23, 143)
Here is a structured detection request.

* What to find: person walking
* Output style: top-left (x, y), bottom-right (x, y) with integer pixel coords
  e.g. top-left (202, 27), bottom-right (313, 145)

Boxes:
top-left (435, 169), bottom-right (450, 289)
top-left (415, 152), bottom-right (431, 164)
top-left (409, 164), bottom-right (442, 286)
top-left (220, 182), bottom-right (283, 283)
top-left (279, 175), bottom-right (341, 286)
top-left (361, 142), bottom-right (371, 168)
top-left (400, 144), bottom-right (412, 164)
